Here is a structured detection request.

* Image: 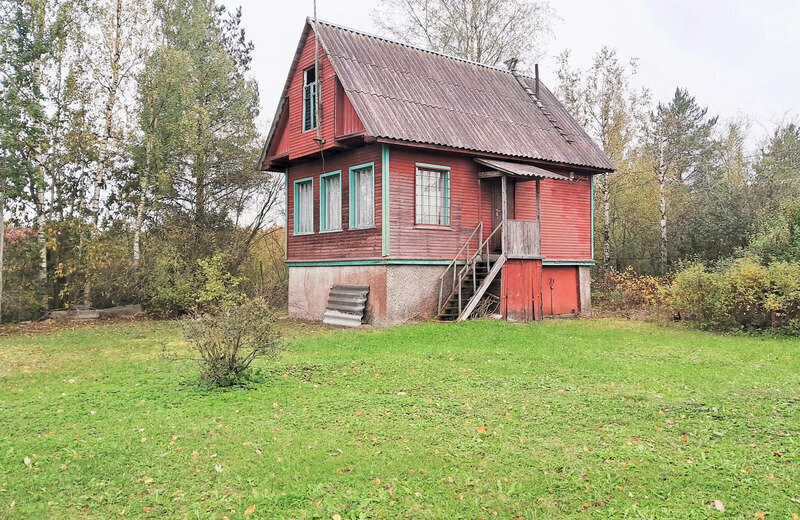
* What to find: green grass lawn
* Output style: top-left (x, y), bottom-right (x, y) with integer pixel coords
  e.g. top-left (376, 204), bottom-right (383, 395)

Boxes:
top-left (0, 318), bottom-right (798, 519)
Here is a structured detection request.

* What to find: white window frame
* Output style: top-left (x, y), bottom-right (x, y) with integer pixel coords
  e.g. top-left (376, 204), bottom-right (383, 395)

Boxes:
top-left (415, 163), bottom-right (451, 227)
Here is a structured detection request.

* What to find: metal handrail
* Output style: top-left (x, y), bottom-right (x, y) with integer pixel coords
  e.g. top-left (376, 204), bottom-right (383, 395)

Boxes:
top-left (437, 222), bottom-right (482, 314)
top-left (438, 221), bottom-right (504, 317)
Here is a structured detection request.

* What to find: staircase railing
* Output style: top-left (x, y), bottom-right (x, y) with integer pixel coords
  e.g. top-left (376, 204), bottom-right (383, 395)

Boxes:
top-left (437, 221), bottom-right (505, 317)
top-left (437, 222), bottom-right (482, 315)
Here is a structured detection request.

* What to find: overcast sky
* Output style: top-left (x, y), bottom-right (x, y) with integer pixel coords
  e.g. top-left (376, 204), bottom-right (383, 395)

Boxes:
top-left (224, 0), bottom-right (800, 144)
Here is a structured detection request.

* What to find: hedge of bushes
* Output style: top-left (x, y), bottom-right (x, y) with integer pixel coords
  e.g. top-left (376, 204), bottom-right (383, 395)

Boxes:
top-left (595, 258), bottom-right (800, 334)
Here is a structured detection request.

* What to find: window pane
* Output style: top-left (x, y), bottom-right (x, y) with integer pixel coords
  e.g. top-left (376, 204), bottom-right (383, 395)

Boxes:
top-left (352, 166), bottom-right (374, 228)
top-left (323, 174), bottom-right (341, 230)
top-left (416, 167), bottom-right (448, 225)
top-left (296, 180), bottom-right (313, 234)
top-left (303, 67), bottom-right (316, 131)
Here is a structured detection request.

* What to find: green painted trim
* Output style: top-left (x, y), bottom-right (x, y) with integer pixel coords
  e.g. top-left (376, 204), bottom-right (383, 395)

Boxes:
top-left (381, 145), bottom-right (390, 257)
top-left (590, 175), bottom-right (595, 260)
top-left (293, 176), bottom-right (314, 235)
top-left (286, 259), bottom-right (460, 267)
top-left (543, 261), bottom-right (596, 266)
top-left (319, 170), bottom-right (342, 232)
top-left (284, 167), bottom-right (289, 260)
top-left (349, 162), bottom-right (375, 229)
top-left (415, 162), bottom-right (451, 171)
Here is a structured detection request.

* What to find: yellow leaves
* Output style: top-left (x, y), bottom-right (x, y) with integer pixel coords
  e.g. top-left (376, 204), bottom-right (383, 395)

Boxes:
top-left (144, 477), bottom-right (154, 485)
top-left (244, 504), bottom-right (256, 516)
top-left (753, 512), bottom-right (768, 520)
top-left (476, 425), bottom-right (487, 434)
top-left (355, 411), bottom-right (363, 417)
top-left (23, 456), bottom-right (31, 468)
top-left (712, 499), bottom-right (725, 512)
top-left (332, 515), bottom-right (342, 520)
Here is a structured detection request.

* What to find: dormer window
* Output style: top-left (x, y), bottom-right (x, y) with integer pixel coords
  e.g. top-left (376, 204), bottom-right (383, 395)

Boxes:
top-left (303, 66), bottom-right (317, 132)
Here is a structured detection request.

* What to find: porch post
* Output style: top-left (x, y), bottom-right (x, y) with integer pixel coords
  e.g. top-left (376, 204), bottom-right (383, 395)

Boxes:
top-left (501, 174), bottom-right (508, 252)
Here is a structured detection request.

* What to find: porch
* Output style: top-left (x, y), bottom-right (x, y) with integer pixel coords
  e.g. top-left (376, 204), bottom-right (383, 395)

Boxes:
top-left (437, 159), bottom-right (572, 322)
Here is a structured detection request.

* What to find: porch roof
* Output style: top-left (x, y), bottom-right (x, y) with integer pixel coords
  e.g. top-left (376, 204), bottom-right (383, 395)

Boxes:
top-left (474, 158), bottom-right (570, 181)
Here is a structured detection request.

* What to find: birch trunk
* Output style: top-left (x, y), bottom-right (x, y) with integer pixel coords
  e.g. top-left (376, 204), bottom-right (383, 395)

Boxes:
top-left (85, 0), bottom-right (123, 305)
top-left (0, 190), bottom-right (5, 324)
top-left (602, 171), bottom-right (611, 270)
top-left (659, 171), bottom-right (668, 274)
top-left (36, 186), bottom-right (47, 282)
top-left (132, 137), bottom-right (151, 266)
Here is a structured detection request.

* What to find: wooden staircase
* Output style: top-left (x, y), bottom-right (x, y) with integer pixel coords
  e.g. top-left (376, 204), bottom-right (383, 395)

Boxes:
top-left (437, 223), bottom-right (506, 322)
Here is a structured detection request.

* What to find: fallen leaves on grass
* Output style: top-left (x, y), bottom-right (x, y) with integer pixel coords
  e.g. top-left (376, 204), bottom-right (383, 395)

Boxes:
top-left (476, 425), bottom-right (487, 434)
top-left (244, 504), bottom-right (255, 516)
top-left (712, 500), bottom-right (724, 512)
top-left (753, 512), bottom-right (768, 520)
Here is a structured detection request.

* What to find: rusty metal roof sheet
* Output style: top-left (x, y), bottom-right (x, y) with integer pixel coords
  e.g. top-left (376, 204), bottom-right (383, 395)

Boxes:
top-left (313, 19), bottom-right (614, 171)
top-left (474, 158), bottom-right (570, 180)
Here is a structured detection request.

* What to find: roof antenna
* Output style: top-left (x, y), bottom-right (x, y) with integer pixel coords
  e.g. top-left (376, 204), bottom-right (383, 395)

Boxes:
top-left (535, 63), bottom-right (539, 98)
top-left (503, 57), bottom-right (519, 72)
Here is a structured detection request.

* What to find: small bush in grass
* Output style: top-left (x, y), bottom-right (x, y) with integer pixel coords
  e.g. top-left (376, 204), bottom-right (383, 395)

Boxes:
top-left (594, 267), bottom-right (671, 313)
top-left (183, 301), bottom-right (282, 387)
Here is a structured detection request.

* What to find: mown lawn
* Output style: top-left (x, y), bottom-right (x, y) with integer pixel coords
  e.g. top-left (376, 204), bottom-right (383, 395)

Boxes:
top-left (0, 318), bottom-right (798, 519)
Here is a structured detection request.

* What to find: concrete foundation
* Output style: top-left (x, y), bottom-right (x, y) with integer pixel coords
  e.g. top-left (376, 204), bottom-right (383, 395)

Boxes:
top-left (289, 263), bottom-right (591, 326)
top-left (288, 264), bottom-right (447, 327)
top-left (578, 266), bottom-right (592, 315)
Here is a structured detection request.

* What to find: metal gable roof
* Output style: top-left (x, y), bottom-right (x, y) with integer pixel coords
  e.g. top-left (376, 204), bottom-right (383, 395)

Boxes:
top-left (312, 19), bottom-right (614, 172)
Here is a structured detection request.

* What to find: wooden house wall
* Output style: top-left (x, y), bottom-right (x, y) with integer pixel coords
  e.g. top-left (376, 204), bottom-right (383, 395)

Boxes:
top-left (286, 145), bottom-right (383, 261)
top-left (274, 28), bottom-right (357, 159)
top-left (388, 147), bottom-right (483, 259)
top-left (539, 175), bottom-right (592, 261)
top-left (335, 79), bottom-right (365, 136)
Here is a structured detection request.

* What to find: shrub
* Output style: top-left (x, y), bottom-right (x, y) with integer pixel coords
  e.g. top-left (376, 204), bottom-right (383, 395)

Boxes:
top-left (182, 301), bottom-right (283, 387)
top-left (594, 267), bottom-right (671, 312)
top-left (671, 258), bottom-right (800, 333)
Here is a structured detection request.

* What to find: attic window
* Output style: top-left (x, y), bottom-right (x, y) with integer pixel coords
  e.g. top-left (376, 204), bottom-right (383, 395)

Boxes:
top-left (303, 66), bottom-right (317, 132)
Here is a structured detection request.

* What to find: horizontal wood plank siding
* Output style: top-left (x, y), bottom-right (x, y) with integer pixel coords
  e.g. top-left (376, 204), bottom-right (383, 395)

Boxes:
top-left (389, 147), bottom-right (482, 260)
top-left (539, 175), bottom-right (592, 261)
top-left (335, 79), bottom-right (365, 136)
top-left (275, 28), bottom-right (361, 160)
top-left (286, 145), bottom-right (383, 261)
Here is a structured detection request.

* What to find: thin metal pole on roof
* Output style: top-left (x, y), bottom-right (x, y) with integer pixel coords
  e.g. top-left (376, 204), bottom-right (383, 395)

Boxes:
top-left (313, 0), bottom-right (322, 143)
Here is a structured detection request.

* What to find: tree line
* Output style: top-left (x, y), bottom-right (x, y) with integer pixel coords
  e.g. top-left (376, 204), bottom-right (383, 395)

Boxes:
top-left (0, 0), bottom-right (284, 322)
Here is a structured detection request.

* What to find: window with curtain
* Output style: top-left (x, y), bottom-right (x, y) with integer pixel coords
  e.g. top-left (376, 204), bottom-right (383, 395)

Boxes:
top-left (350, 164), bottom-right (374, 229)
top-left (415, 165), bottom-right (450, 226)
top-left (293, 178), bottom-right (313, 235)
top-left (320, 172), bottom-right (342, 231)
top-left (303, 66), bottom-right (317, 132)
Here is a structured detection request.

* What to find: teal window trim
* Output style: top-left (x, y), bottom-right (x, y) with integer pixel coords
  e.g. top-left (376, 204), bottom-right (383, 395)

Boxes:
top-left (543, 260), bottom-right (596, 266)
top-left (284, 167), bottom-right (289, 259)
top-left (414, 162), bottom-right (451, 227)
top-left (349, 162), bottom-right (375, 229)
top-left (293, 176), bottom-right (314, 236)
top-left (319, 170), bottom-right (342, 232)
top-left (381, 145), bottom-right (390, 256)
top-left (302, 66), bottom-right (317, 133)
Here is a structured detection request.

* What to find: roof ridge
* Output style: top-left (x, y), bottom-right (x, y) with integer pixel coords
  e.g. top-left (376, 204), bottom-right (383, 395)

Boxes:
top-left (307, 17), bottom-right (540, 81)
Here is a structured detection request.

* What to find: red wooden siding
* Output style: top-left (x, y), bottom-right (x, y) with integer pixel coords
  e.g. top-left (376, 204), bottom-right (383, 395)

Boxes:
top-left (388, 147), bottom-right (483, 259)
top-left (513, 180), bottom-right (538, 221)
top-left (335, 79), bottom-right (365, 136)
top-left (286, 145), bottom-right (383, 261)
top-left (542, 266), bottom-right (580, 315)
top-left (273, 28), bottom-right (364, 160)
top-left (501, 259), bottom-right (542, 322)
top-left (539, 175), bottom-right (592, 261)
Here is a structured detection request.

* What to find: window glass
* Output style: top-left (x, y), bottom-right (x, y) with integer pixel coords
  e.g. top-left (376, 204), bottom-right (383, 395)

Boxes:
top-left (294, 179), bottom-right (313, 234)
top-left (350, 165), bottom-right (374, 228)
top-left (415, 167), bottom-right (450, 225)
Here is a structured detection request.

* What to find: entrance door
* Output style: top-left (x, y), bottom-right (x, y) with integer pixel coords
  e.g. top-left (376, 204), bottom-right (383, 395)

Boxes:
top-left (489, 177), bottom-right (515, 253)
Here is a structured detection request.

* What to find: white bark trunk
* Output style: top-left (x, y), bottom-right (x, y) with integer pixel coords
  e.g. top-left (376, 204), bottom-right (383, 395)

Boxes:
top-left (0, 190), bottom-right (5, 324)
top-left (602, 172), bottom-right (611, 270)
top-left (659, 172), bottom-right (668, 274)
top-left (36, 187), bottom-right (47, 282)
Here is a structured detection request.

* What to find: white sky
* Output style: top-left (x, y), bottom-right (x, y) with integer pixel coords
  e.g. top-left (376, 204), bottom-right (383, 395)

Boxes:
top-left (225, 0), bottom-right (800, 143)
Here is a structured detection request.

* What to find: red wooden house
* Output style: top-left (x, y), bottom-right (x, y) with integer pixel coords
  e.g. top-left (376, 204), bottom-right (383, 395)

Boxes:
top-left (259, 19), bottom-right (613, 326)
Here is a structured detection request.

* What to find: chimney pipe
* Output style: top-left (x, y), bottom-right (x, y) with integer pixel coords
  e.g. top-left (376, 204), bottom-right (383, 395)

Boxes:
top-left (535, 63), bottom-right (539, 98)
